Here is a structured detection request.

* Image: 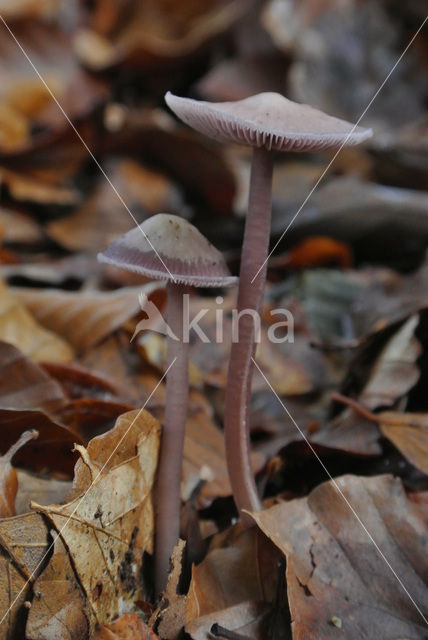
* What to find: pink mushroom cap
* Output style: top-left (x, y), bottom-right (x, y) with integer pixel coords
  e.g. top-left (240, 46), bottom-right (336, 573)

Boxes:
top-left (98, 213), bottom-right (237, 288)
top-left (165, 91), bottom-right (373, 152)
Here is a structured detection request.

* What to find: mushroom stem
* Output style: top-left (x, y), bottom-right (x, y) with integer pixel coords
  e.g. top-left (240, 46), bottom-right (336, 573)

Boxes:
top-left (225, 146), bottom-right (273, 525)
top-left (155, 281), bottom-right (189, 596)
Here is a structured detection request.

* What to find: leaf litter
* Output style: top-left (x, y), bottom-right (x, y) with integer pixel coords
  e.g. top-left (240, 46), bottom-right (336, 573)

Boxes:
top-left (0, 1), bottom-right (428, 639)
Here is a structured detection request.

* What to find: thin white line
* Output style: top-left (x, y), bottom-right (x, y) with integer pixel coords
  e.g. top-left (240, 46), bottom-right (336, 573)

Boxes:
top-left (0, 360), bottom-right (175, 628)
top-left (251, 15), bottom-right (428, 283)
top-left (252, 357), bottom-right (428, 627)
top-left (0, 15), bottom-right (177, 284)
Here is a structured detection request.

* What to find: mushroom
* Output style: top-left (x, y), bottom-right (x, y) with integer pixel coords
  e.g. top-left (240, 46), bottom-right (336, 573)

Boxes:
top-left (98, 213), bottom-right (237, 594)
top-left (165, 91), bottom-right (373, 523)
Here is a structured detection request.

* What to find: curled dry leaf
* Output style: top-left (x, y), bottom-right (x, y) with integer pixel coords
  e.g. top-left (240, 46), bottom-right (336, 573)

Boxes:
top-left (316, 314), bottom-right (422, 454)
top-left (0, 430), bottom-right (38, 518)
top-left (0, 512), bottom-right (49, 640)
top-left (250, 474), bottom-right (428, 640)
top-left (32, 409), bottom-right (160, 634)
top-left (95, 613), bottom-right (160, 640)
top-left (11, 282), bottom-right (165, 354)
top-left (0, 279), bottom-right (73, 363)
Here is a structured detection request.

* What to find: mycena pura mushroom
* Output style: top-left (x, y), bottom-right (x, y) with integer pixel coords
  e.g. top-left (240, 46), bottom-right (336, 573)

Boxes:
top-left (165, 91), bottom-right (373, 524)
top-left (98, 213), bottom-right (237, 595)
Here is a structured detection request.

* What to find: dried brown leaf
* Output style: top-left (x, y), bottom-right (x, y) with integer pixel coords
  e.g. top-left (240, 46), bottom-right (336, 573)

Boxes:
top-left (0, 341), bottom-right (66, 413)
top-left (32, 409), bottom-right (160, 633)
top-left (11, 283), bottom-right (164, 354)
top-left (0, 279), bottom-right (73, 363)
top-left (250, 474), bottom-right (428, 639)
top-left (25, 533), bottom-right (89, 640)
top-left (378, 411), bottom-right (428, 474)
top-left (0, 512), bottom-right (49, 640)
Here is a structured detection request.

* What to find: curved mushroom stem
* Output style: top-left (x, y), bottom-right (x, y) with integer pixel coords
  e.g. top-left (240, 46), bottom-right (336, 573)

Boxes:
top-left (224, 146), bottom-right (273, 526)
top-left (155, 281), bottom-right (189, 596)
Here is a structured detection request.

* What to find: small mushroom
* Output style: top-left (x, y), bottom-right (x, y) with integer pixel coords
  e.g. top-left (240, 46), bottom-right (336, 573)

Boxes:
top-left (98, 213), bottom-right (237, 594)
top-left (165, 91), bottom-right (372, 524)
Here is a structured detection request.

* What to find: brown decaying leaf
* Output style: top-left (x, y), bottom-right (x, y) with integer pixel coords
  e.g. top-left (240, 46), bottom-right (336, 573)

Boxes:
top-left (46, 159), bottom-right (182, 252)
top-left (80, 333), bottom-right (167, 409)
top-left (95, 613), bottom-right (160, 640)
top-left (25, 533), bottom-right (89, 640)
top-left (0, 279), bottom-right (73, 363)
top-left (359, 314), bottom-right (421, 410)
top-left (0, 341), bottom-right (66, 413)
top-left (32, 409), bottom-right (160, 634)
top-left (378, 411), bottom-right (428, 475)
top-left (186, 527), bottom-right (279, 624)
top-left (0, 512), bottom-right (49, 640)
top-left (316, 314), bottom-right (422, 455)
top-left (11, 282), bottom-right (164, 354)
top-left (0, 166), bottom-right (79, 206)
top-left (250, 474), bottom-right (428, 640)
top-left (0, 408), bottom-right (82, 475)
top-left (0, 430), bottom-right (38, 518)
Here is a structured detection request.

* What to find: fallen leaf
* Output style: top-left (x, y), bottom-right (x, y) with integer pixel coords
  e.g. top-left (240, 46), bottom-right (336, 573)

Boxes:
top-left (0, 512), bottom-right (49, 639)
top-left (378, 411), bottom-right (428, 475)
top-left (25, 532), bottom-right (89, 640)
top-left (0, 341), bottom-right (66, 413)
top-left (33, 409), bottom-right (160, 633)
top-left (11, 283), bottom-right (164, 354)
top-left (0, 279), bottom-right (73, 363)
top-left (95, 612), bottom-right (159, 640)
top-left (0, 430), bottom-right (38, 517)
top-left (0, 206), bottom-right (44, 245)
top-left (0, 408), bottom-right (82, 475)
top-left (250, 474), bottom-right (428, 640)
top-left (186, 527), bottom-right (279, 624)
top-left (360, 314), bottom-right (421, 410)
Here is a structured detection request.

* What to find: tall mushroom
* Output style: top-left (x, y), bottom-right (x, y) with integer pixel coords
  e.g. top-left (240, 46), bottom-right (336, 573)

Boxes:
top-left (165, 91), bottom-right (372, 523)
top-left (98, 213), bottom-right (236, 595)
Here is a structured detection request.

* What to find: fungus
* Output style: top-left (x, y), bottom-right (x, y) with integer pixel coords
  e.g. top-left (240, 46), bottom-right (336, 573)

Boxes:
top-left (165, 91), bottom-right (372, 523)
top-left (98, 213), bottom-right (236, 594)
